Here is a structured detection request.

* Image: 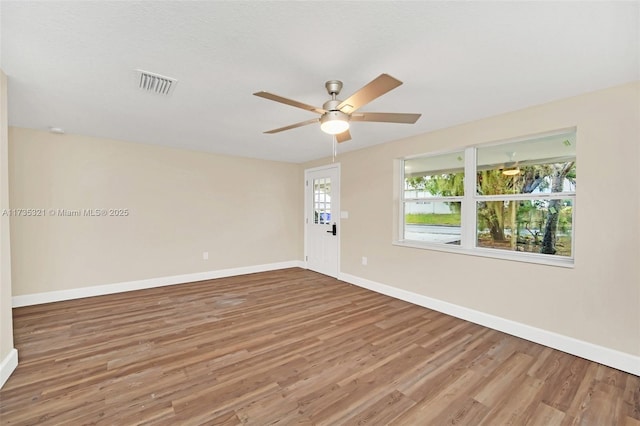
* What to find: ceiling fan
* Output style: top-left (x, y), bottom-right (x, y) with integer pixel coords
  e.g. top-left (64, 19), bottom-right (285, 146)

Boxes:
top-left (502, 152), bottom-right (521, 176)
top-left (253, 74), bottom-right (421, 143)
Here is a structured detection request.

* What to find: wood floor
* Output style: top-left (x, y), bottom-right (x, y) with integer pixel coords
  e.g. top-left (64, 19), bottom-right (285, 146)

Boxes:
top-left (1, 268), bottom-right (638, 425)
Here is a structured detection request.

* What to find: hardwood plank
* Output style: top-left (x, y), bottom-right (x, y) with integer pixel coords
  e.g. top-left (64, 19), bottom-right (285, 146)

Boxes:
top-left (345, 390), bottom-right (415, 425)
top-left (477, 374), bottom-right (545, 425)
top-left (390, 368), bottom-right (481, 424)
top-left (430, 396), bottom-right (491, 426)
top-left (625, 416), bottom-right (640, 426)
top-left (526, 402), bottom-right (566, 425)
top-left (1, 268), bottom-right (638, 425)
top-left (542, 356), bottom-right (591, 412)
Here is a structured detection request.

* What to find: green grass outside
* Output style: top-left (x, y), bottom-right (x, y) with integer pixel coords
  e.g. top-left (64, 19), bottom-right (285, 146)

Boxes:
top-left (405, 213), bottom-right (461, 226)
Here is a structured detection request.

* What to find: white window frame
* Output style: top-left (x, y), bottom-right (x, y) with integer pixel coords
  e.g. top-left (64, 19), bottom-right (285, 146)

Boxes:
top-left (395, 129), bottom-right (576, 268)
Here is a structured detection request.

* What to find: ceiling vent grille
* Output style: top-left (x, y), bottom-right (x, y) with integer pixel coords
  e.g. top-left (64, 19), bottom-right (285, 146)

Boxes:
top-left (135, 69), bottom-right (177, 96)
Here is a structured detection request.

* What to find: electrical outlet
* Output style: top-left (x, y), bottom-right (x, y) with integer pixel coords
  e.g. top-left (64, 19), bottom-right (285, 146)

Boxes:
top-left (202, 251), bottom-right (209, 260)
top-left (362, 256), bottom-right (367, 266)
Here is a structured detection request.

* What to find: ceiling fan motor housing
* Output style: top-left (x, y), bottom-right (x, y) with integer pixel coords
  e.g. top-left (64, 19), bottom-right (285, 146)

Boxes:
top-left (322, 99), bottom-right (342, 112)
top-left (320, 110), bottom-right (349, 122)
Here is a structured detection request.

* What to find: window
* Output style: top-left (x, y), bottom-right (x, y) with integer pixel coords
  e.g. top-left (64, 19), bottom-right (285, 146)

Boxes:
top-left (403, 151), bottom-right (464, 245)
top-left (399, 130), bottom-right (576, 265)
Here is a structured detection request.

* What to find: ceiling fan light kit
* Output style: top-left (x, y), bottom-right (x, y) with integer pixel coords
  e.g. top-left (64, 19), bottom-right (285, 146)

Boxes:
top-left (502, 167), bottom-right (521, 176)
top-left (319, 111), bottom-right (350, 135)
top-left (502, 152), bottom-right (520, 175)
top-left (253, 73), bottom-right (421, 144)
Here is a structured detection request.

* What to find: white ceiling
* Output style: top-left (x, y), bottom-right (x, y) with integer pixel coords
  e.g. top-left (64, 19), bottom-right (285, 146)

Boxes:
top-left (1, 1), bottom-right (638, 163)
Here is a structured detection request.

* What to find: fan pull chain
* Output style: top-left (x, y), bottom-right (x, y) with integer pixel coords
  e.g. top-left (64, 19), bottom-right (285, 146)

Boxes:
top-left (332, 135), bottom-right (337, 162)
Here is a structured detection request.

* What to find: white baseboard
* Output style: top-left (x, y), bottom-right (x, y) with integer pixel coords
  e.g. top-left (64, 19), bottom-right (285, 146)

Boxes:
top-left (0, 348), bottom-right (18, 389)
top-left (339, 272), bottom-right (640, 377)
top-left (12, 260), bottom-right (304, 308)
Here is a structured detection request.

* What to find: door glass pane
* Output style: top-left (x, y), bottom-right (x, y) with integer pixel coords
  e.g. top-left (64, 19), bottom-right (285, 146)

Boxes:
top-left (314, 178), bottom-right (331, 224)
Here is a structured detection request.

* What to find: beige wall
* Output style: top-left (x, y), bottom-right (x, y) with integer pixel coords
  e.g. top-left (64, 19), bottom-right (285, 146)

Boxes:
top-left (306, 82), bottom-right (640, 356)
top-left (1, 70), bottom-right (16, 375)
top-left (9, 128), bottom-right (303, 295)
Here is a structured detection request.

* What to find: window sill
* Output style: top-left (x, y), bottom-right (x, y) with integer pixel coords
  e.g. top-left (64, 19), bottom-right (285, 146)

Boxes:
top-left (393, 240), bottom-right (574, 268)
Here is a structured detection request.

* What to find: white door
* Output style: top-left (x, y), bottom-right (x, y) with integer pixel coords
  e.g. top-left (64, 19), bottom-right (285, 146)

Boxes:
top-left (305, 165), bottom-right (340, 278)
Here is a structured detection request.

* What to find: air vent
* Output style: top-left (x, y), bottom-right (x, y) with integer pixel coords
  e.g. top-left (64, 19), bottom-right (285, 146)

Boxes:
top-left (135, 69), bottom-right (177, 96)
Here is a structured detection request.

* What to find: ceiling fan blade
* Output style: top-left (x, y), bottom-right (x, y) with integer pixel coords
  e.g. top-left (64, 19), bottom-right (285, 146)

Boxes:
top-left (337, 74), bottom-right (403, 113)
top-left (263, 118), bottom-right (319, 134)
top-left (350, 112), bottom-right (421, 124)
top-left (336, 129), bottom-right (352, 143)
top-left (253, 91), bottom-right (326, 114)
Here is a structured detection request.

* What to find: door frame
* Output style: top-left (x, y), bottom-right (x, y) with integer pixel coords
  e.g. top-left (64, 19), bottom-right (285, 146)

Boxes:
top-left (304, 163), bottom-right (341, 278)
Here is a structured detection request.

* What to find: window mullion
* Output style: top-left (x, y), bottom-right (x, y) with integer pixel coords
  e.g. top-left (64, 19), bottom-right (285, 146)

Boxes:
top-left (403, 196), bottom-right (464, 203)
top-left (477, 193), bottom-right (576, 202)
top-left (461, 146), bottom-right (476, 249)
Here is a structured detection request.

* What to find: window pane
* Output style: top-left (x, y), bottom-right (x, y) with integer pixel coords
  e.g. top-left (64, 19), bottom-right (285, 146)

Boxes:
top-left (404, 201), bottom-right (461, 245)
top-left (404, 151), bottom-right (465, 197)
top-left (476, 132), bottom-right (576, 195)
top-left (476, 199), bottom-right (573, 257)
